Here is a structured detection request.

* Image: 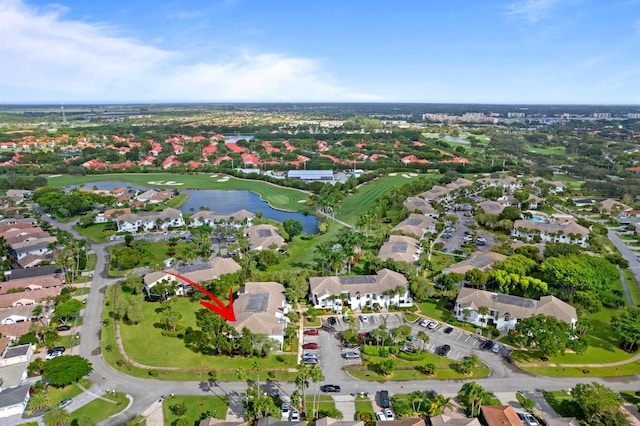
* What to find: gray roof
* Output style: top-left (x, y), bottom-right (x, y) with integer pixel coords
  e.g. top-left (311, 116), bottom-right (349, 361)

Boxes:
top-left (3, 344), bottom-right (30, 358)
top-left (0, 362), bottom-right (29, 388)
top-left (4, 265), bottom-right (60, 280)
top-left (310, 269), bottom-right (408, 299)
top-left (0, 383), bottom-right (30, 409)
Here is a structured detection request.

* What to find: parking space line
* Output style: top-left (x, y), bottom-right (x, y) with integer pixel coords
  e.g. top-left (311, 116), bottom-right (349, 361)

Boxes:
top-left (464, 335), bottom-right (471, 343)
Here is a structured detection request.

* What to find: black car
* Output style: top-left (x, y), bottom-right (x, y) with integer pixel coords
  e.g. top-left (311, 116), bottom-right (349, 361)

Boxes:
top-left (321, 384), bottom-right (341, 393)
top-left (379, 390), bottom-right (390, 408)
top-left (328, 317), bottom-right (337, 326)
top-left (480, 340), bottom-right (494, 351)
top-left (443, 326), bottom-right (453, 334)
top-left (47, 346), bottom-right (65, 355)
top-left (57, 325), bottom-right (71, 331)
top-left (436, 344), bottom-right (451, 356)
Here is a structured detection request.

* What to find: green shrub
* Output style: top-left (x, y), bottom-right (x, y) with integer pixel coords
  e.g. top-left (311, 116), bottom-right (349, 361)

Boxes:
top-left (148, 369), bottom-right (159, 377)
top-left (491, 328), bottom-right (500, 338)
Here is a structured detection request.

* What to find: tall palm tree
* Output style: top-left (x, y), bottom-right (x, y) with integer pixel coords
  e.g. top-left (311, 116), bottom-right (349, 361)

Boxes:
top-left (309, 365), bottom-right (325, 419)
top-left (43, 407), bottom-right (70, 426)
top-left (417, 330), bottom-right (429, 350)
top-left (295, 364), bottom-right (311, 418)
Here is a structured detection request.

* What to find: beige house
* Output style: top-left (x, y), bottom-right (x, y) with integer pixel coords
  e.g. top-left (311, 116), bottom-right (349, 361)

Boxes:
top-left (478, 200), bottom-right (504, 215)
top-left (392, 213), bottom-right (436, 238)
top-left (512, 219), bottom-right (589, 247)
top-left (454, 287), bottom-right (578, 332)
top-left (309, 269), bottom-right (410, 311)
top-left (403, 197), bottom-right (439, 217)
top-left (190, 209), bottom-right (255, 227)
top-left (232, 282), bottom-right (290, 348)
top-left (430, 415), bottom-right (480, 426)
top-left (245, 224), bottom-right (285, 251)
top-left (378, 235), bottom-right (420, 264)
top-left (116, 207), bottom-right (185, 233)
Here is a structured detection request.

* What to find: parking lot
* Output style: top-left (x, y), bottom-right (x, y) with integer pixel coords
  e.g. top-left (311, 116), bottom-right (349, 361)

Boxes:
top-left (316, 313), bottom-right (511, 363)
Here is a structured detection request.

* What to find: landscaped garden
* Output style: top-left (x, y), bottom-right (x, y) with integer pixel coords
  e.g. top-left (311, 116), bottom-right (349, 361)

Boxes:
top-left (162, 395), bottom-right (229, 426)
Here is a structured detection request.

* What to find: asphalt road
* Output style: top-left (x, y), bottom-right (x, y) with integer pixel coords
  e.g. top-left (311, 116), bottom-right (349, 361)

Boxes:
top-left (40, 216), bottom-right (640, 425)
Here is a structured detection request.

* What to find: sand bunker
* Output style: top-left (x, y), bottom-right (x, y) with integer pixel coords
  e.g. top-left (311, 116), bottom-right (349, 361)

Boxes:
top-left (147, 180), bottom-right (184, 186)
top-left (388, 173), bottom-right (397, 176)
top-left (217, 177), bottom-right (230, 182)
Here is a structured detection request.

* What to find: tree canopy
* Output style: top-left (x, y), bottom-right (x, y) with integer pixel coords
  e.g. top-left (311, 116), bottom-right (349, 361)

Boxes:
top-left (43, 355), bottom-right (93, 386)
top-left (515, 314), bottom-right (585, 358)
top-left (611, 306), bottom-right (640, 352)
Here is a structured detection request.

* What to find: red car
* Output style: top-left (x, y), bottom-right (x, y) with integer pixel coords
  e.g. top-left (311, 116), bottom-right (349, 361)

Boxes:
top-left (302, 343), bottom-right (318, 349)
top-left (303, 329), bottom-right (319, 336)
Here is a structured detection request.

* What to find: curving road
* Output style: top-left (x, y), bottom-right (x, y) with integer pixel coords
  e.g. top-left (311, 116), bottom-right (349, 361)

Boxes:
top-left (47, 217), bottom-right (640, 425)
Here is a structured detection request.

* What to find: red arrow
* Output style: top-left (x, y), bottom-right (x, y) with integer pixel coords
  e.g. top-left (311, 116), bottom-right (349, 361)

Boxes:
top-left (162, 270), bottom-right (236, 322)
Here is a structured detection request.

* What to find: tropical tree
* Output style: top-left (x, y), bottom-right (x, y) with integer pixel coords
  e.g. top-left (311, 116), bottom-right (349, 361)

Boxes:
top-left (309, 364), bottom-right (325, 419)
top-left (428, 394), bottom-right (454, 416)
top-left (43, 355), bottom-right (93, 386)
top-left (27, 391), bottom-right (50, 411)
top-left (43, 407), bottom-right (71, 426)
top-left (417, 330), bottom-right (429, 350)
top-left (295, 364), bottom-right (311, 417)
top-left (611, 306), bottom-right (640, 352)
top-left (458, 381), bottom-right (487, 417)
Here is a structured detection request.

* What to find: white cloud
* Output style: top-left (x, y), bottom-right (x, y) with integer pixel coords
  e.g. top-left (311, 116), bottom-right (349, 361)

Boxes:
top-left (0, 0), bottom-right (375, 102)
top-left (505, 0), bottom-right (559, 22)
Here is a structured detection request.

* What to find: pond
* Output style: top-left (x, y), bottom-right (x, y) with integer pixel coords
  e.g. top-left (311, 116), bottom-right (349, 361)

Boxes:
top-left (71, 181), bottom-right (318, 234)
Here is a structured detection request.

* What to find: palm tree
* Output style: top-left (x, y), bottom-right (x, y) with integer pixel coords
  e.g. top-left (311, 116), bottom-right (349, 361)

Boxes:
top-left (309, 365), bottom-right (325, 419)
top-left (236, 367), bottom-right (248, 403)
top-left (43, 407), bottom-right (70, 426)
top-left (478, 306), bottom-right (490, 323)
top-left (27, 391), bottom-right (49, 411)
top-left (417, 330), bottom-right (429, 350)
top-left (295, 364), bottom-right (311, 418)
top-left (429, 394), bottom-right (454, 416)
top-left (458, 381), bottom-right (486, 417)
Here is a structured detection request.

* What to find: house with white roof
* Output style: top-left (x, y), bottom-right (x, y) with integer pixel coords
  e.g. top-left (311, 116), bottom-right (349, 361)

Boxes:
top-left (115, 208), bottom-right (185, 233)
top-left (512, 219), bottom-right (589, 247)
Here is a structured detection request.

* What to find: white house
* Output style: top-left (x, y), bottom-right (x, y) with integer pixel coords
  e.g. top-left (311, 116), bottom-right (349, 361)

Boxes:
top-left (512, 219), bottom-right (589, 247)
top-left (392, 213), bottom-right (437, 238)
top-left (309, 269), bottom-right (411, 311)
top-left (190, 209), bottom-right (255, 227)
top-left (0, 384), bottom-right (30, 418)
top-left (454, 287), bottom-right (577, 332)
top-left (116, 208), bottom-right (185, 233)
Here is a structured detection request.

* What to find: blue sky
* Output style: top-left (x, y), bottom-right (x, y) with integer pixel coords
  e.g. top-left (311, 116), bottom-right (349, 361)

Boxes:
top-left (1, 0), bottom-right (639, 104)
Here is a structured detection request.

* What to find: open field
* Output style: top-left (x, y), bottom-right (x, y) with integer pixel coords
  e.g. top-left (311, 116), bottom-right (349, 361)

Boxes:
top-left (69, 392), bottom-right (129, 425)
top-left (46, 173), bottom-right (311, 213)
top-left (335, 173), bottom-right (439, 226)
top-left (162, 395), bottom-right (228, 425)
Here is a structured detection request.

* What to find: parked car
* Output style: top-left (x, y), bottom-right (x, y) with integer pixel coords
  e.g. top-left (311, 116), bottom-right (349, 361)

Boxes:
top-left (46, 350), bottom-right (63, 360)
top-left (518, 412), bottom-right (539, 426)
top-left (419, 319), bottom-right (430, 327)
top-left (481, 340), bottom-right (493, 351)
top-left (281, 403), bottom-right (290, 418)
top-left (443, 326), bottom-right (454, 334)
top-left (57, 325), bottom-right (71, 331)
top-left (303, 329), bottom-right (319, 336)
top-left (320, 384), bottom-right (341, 393)
top-left (384, 408), bottom-right (395, 421)
top-left (290, 410), bottom-right (300, 421)
top-left (328, 317), bottom-right (337, 326)
top-left (436, 344), bottom-right (451, 356)
top-left (302, 343), bottom-right (318, 349)
top-left (379, 390), bottom-right (390, 408)
top-left (302, 351), bottom-right (318, 359)
top-left (47, 346), bottom-right (65, 355)
top-left (58, 398), bottom-right (72, 408)
top-left (492, 343), bottom-right (502, 353)
top-left (302, 358), bottom-right (318, 365)
top-left (344, 351), bottom-right (360, 360)
top-left (428, 321), bottom-right (439, 330)
top-left (376, 412), bottom-right (387, 421)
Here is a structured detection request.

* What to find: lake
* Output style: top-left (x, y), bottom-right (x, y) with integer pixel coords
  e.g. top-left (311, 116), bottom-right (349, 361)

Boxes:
top-left (71, 181), bottom-right (318, 234)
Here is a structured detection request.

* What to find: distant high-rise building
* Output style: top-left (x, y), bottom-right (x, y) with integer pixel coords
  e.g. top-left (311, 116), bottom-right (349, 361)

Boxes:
top-left (593, 112), bottom-right (611, 118)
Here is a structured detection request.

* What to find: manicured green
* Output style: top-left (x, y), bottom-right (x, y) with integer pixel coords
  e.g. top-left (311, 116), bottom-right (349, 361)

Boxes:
top-left (543, 390), bottom-right (576, 417)
top-left (47, 378), bottom-right (92, 406)
top-left (620, 390), bottom-right (640, 405)
top-left (522, 361), bottom-right (640, 377)
top-left (162, 395), bottom-right (228, 426)
top-left (107, 240), bottom-right (193, 275)
top-left (15, 423), bottom-right (38, 426)
top-left (354, 395), bottom-right (374, 416)
top-left (335, 173), bottom-right (439, 226)
top-left (47, 173), bottom-right (311, 212)
top-left (418, 300), bottom-right (452, 322)
top-left (73, 223), bottom-right (114, 243)
top-left (622, 269), bottom-right (640, 306)
top-left (70, 392), bottom-right (129, 425)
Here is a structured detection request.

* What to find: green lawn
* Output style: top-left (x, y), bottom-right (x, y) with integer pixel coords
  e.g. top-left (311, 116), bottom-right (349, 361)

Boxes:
top-left (107, 240), bottom-right (193, 275)
top-left (620, 390), bottom-right (640, 405)
top-left (355, 395), bottom-right (374, 419)
top-left (551, 173), bottom-right (584, 191)
top-left (346, 348), bottom-right (490, 381)
top-left (46, 173), bottom-right (311, 213)
top-left (73, 223), bottom-right (115, 243)
top-left (417, 300), bottom-right (452, 322)
top-left (107, 286), bottom-right (297, 380)
top-left (335, 174), bottom-right (439, 226)
top-left (69, 392), bottom-right (128, 424)
top-left (162, 395), bottom-right (228, 426)
top-left (305, 395), bottom-right (339, 418)
top-left (522, 360), bottom-right (640, 377)
top-left (46, 379), bottom-right (92, 407)
top-left (543, 390), bottom-right (577, 417)
top-left (622, 269), bottom-right (640, 306)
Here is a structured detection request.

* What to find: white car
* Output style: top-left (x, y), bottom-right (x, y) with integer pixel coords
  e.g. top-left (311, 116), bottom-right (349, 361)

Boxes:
top-left (384, 408), bottom-right (395, 421)
top-left (376, 412), bottom-right (387, 421)
top-left (281, 403), bottom-right (290, 418)
top-left (492, 343), bottom-right (502, 353)
top-left (419, 319), bottom-right (430, 327)
top-left (428, 321), bottom-right (439, 329)
top-left (344, 351), bottom-right (360, 359)
top-left (46, 350), bottom-right (63, 360)
top-left (290, 410), bottom-right (300, 421)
